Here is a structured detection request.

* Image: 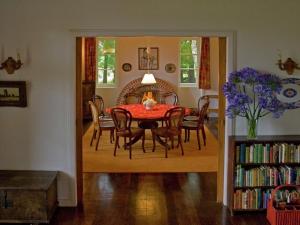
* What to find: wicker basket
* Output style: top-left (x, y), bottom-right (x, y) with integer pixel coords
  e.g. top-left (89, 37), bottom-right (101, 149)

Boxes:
top-left (267, 185), bottom-right (300, 225)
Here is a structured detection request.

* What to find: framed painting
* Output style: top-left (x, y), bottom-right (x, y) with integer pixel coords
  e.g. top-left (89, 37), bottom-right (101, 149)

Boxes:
top-left (0, 81), bottom-right (27, 107)
top-left (138, 47), bottom-right (159, 70)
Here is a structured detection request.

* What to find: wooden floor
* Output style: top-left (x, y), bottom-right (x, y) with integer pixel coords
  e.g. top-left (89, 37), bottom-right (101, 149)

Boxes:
top-left (49, 173), bottom-right (269, 225)
top-left (83, 123), bottom-right (219, 172)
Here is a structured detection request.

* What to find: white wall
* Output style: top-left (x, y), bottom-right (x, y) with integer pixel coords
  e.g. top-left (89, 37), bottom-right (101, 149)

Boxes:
top-left (0, 0), bottom-right (299, 206)
top-left (96, 36), bottom-right (219, 108)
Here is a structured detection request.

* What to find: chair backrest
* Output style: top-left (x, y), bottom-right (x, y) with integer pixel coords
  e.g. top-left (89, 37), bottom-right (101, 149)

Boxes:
top-left (111, 108), bottom-right (132, 133)
top-left (197, 101), bottom-right (210, 126)
top-left (197, 95), bottom-right (210, 112)
top-left (161, 92), bottom-right (178, 105)
top-left (92, 95), bottom-right (105, 116)
top-left (124, 93), bottom-right (142, 105)
top-left (164, 107), bottom-right (185, 131)
top-left (89, 101), bottom-right (99, 126)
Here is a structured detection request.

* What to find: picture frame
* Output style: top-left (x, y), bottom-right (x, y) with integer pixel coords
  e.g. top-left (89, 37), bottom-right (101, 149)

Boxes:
top-left (122, 63), bottom-right (132, 72)
top-left (138, 47), bottom-right (159, 70)
top-left (0, 81), bottom-right (27, 107)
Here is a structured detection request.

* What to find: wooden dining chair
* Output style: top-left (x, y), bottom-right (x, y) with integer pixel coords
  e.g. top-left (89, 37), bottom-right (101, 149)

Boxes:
top-left (161, 92), bottom-right (178, 105)
top-left (89, 101), bottom-right (115, 150)
top-left (92, 95), bottom-right (113, 122)
top-left (124, 93), bottom-right (142, 105)
top-left (184, 95), bottom-right (209, 122)
top-left (111, 108), bottom-right (145, 159)
top-left (151, 107), bottom-right (185, 158)
top-left (181, 101), bottom-right (210, 150)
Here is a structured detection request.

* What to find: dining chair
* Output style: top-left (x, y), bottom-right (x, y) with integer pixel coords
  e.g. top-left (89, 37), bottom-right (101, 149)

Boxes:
top-left (151, 107), bottom-right (185, 158)
top-left (184, 95), bottom-right (209, 122)
top-left (161, 92), bottom-right (178, 105)
top-left (89, 101), bottom-right (115, 150)
top-left (124, 93), bottom-right (142, 105)
top-left (92, 95), bottom-right (113, 122)
top-left (111, 108), bottom-right (145, 159)
top-left (181, 101), bottom-right (210, 150)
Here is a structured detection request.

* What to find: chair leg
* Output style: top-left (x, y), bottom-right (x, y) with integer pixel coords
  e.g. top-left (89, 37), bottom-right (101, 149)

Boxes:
top-left (165, 137), bottom-right (168, 158)
top-left (124, 137), bottom-right (127, 150)
top-left (90, 129), bottom-right (96, 146)
top-left (184, 129), bottom-right (187, 143)
top-left (176, 135), bottom-right (180, 148)
top-left (201, 126), bottom-right (206, 146)
top-left (178, 134), bottom-right (184, 155)
top-left (114, 136), bottom-right (119, 156)
top-left (142, 133), bottom-right (145, 153)
top-left (95, 129), bottom-right (102, 151)
top-left (152, 131), bottom-right (156, 152)
top-left (196, 129), bottom-right (201, 150)
top-left (188, 129), bottom-right (190, 141)
top-left (110, 129), bottom-right (114, 144)
top-left (129, 137), bottom-right (132, 159)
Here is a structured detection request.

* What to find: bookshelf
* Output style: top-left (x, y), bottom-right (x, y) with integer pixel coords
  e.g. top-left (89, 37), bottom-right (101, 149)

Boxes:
top-left (228, 135), bottom-right (300, 215)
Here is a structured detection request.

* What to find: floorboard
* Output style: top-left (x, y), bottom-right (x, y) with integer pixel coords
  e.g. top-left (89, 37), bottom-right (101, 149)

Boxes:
top-left (49, 173), bottom-right (269, 225)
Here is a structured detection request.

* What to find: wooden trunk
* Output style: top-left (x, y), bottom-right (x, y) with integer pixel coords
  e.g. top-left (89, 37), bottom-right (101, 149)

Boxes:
top-left (0, 170), bottom-right (58, 224)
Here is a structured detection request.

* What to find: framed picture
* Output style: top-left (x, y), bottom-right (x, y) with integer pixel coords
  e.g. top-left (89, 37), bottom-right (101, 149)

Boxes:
top-left (138, 47), bottom-right (159, 70)
top-left (122, 63), bottom-right (132, 72)
top-left (0, 81), bottom-right (27, 107)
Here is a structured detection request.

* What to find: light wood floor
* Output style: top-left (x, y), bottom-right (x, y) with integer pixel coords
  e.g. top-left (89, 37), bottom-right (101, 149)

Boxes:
top-left (83, 123), bottom-right (218, 172)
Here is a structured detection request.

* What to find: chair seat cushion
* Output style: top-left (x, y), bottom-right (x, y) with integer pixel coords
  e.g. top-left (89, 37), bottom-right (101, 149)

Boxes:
top-left (152, 127), bottom-right (180, 137)
top-left (181, 121), bottom-right (200, 128)
top-left (100, 121), bottom-right (115, 128)
top-left (183, 115), bottom-right (198, 121)
top-left (99, 115), bottom-right (113, 122)
top-left (117, 127), bottom-right (144, 137)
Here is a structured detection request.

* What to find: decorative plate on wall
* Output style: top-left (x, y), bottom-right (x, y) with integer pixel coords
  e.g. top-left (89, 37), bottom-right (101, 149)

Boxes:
top-left (277, 78), bottom-right (300, 109)
top-left (165, 63), bottom-right (176, 73)
top-left (122, 63), bottom-right (132, 72)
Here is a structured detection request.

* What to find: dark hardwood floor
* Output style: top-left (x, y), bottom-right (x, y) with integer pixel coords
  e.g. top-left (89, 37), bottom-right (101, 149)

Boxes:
top-left (48, 173), bottom-right (269, 225)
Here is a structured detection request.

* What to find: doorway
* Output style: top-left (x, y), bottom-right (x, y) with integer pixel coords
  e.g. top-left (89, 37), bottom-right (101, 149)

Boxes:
top-left (75, 32), bottom-right (232, 205)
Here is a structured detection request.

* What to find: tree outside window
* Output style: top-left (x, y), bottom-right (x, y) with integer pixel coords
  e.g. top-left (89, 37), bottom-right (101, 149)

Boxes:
top-left (97, 39), bottom-right (116, 87)
top-left (180, 39), bottom-right (199, 86)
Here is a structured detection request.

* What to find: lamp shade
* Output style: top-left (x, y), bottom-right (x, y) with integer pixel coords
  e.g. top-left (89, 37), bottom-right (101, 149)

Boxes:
top-left (141, 73), bottom-right (156, 84)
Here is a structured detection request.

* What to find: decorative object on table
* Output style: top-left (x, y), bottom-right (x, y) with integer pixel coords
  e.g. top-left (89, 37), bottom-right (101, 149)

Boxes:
top-left (276, 78), bottom-right (300, 109)
top-left (276, 56), bottom-right (300, 75)
top-left (0, 54), bottom-right (23, 74)
top-left (142, 94), bottom-right (157, 110)
top-left (138, 47), bottom-right (159, 70)
top-left (223, 67), bottom-right (285, 139)
top-left (165, 63), bottom-right (176, 73)
top-left (0, 81), bottom-right (27, 107)
top-left (122, 63), bottom-right (132, 72)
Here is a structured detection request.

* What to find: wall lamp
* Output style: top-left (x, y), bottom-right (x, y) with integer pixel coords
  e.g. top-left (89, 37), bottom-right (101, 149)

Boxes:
top-left (277, 57), bottom-right (300, 75)
top-left (0, 54), bottom-right (23, 74)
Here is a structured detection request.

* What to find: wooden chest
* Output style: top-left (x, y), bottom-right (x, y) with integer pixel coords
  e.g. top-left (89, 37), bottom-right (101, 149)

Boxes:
top-left (0, 170), bottom-right (58, 224)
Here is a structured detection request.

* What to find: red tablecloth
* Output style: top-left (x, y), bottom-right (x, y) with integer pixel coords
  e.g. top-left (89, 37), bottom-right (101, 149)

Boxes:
top-left (106, 104), bottom-right (190, 120)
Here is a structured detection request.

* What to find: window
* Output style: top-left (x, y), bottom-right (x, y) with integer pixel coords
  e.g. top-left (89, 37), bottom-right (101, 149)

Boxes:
top-left (179, 39), bottom-right (200, 87)
top-left (96, 38), bottom-right (116, 87)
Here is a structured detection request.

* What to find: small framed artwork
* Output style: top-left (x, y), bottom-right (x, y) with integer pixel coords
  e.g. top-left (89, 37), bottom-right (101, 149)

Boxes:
top-left (138, 47), bottom-right (159, 70)
top-left (122, 63), bottom-right (132, 72)
top-left (0, 81), bottom-right (27, 107)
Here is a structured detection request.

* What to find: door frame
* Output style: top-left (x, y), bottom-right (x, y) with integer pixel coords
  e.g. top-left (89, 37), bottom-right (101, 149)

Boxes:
top-left (74, 29), bottom-right (235, 205)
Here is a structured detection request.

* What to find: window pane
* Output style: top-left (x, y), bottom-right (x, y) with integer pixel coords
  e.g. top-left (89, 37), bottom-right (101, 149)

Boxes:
top-left (98, 69), bottom-right (115, 84)
top-left (180, 55), bottom-right (198, 68)
top-left (180, 69), bottom-right (196, 83)
top-left (98, 54), bottom-right (115, 69)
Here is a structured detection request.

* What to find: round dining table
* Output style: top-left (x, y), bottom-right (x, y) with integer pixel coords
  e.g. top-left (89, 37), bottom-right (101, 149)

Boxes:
top-left (106, 103), bottom-right (190, 121)
top-left (106, 104), bottom-right (191, 148)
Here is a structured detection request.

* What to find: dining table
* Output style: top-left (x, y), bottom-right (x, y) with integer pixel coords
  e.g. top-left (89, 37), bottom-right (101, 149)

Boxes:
top-left (106, 103), bottom-right (191, 148)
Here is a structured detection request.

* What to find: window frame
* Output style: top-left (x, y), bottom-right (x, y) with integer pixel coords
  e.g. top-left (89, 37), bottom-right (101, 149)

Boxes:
top-left (96, 37), bottom-right (117, 88)
top-left (178, 38), bottom-right (201, 88)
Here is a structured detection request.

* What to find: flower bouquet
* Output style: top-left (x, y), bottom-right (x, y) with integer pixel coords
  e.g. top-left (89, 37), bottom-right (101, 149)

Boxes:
top-left (223, 67), bottom-right (285, 139)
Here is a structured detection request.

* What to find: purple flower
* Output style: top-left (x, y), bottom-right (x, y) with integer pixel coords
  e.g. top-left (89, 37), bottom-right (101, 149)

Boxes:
top-left (223, 67), bottom-right (284, 120)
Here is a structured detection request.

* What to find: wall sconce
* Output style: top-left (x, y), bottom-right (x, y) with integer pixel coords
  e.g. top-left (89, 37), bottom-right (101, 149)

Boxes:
top-left (0, 54), bottom-right (23, 74)
top-left (277, 57), bottom-right (300, 75)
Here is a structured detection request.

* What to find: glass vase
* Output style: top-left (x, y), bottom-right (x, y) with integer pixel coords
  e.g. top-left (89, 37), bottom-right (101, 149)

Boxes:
top-left (247, 118), bottom-right (258, 139)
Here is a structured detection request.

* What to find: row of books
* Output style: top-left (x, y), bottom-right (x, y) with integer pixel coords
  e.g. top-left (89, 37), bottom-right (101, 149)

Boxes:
top-left (233, 189), bottom-right (271, 209)
top-left (235, 165), bottom-right (300, 187)
top-left (236, 143), bottom-right (300, 164)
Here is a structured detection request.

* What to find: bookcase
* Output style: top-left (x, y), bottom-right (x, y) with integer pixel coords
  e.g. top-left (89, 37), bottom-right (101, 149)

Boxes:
top-left (228, 135), bottom-right (300, 215)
